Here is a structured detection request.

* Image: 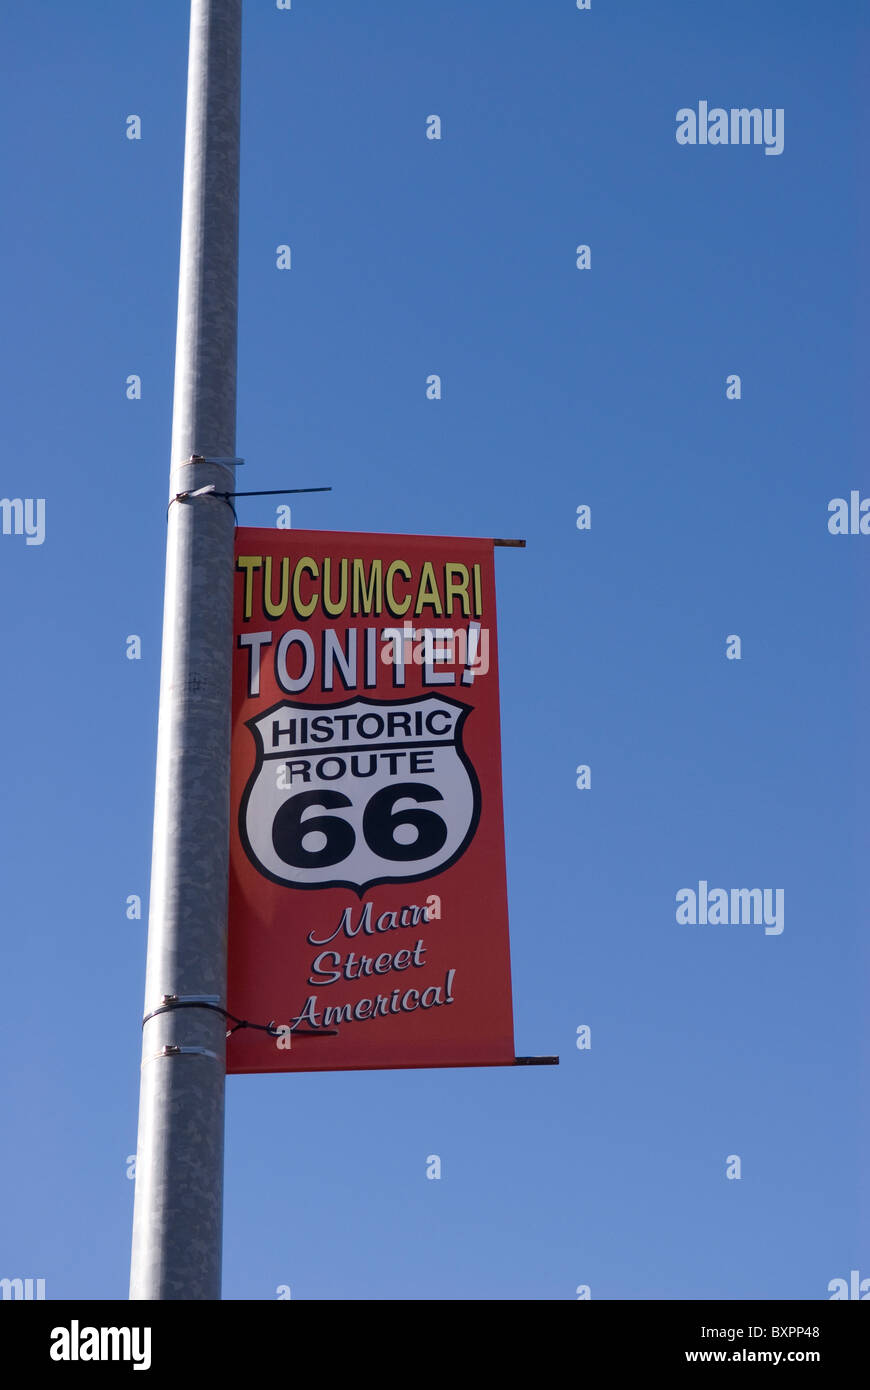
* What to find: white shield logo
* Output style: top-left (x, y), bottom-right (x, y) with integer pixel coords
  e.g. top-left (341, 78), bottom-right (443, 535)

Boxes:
top-left (239, 695), bottom-right (480, 894)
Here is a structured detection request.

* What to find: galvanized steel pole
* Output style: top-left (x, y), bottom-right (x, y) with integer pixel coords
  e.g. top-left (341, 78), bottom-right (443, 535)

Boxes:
top-left (130, 0), bottom-right (241, 1300)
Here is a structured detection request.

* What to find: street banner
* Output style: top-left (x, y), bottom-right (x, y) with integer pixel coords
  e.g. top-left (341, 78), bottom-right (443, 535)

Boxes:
top-left (226, 528), bottom-right (516, 1073)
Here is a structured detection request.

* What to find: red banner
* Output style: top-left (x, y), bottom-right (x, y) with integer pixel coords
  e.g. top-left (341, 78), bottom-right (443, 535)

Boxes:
top-left (227, 528), bottom-right (515, 1073)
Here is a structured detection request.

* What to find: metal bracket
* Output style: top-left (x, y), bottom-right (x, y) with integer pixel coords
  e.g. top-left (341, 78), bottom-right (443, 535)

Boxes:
top-left (141, 993), bottom-right (221, 1026)
top-left (184, 455), bottom-right (245, 466)
top-left (162, 993), bottom-right (220, 1006)
top-left (143, 1044), bottom-right (220, 1065)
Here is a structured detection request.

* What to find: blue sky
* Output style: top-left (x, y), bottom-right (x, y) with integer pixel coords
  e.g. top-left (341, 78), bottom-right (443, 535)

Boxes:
top-left (1, 0), bottom-right (866, 1299)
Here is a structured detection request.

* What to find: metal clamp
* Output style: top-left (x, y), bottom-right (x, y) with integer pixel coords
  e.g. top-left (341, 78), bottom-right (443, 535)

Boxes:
top-left (142, 993), bottom-right (222, 1027)
top-left (162, 993), bottom-right (220, 1006)
top-left (183, 455), bottom-right (245, 466)
top-left (143, 1044), bottom-right (219, 1065)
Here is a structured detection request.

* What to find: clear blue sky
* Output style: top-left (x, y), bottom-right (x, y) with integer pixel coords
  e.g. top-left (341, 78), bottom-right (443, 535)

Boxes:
top-left (1, 0), bottom-right (866, 1300)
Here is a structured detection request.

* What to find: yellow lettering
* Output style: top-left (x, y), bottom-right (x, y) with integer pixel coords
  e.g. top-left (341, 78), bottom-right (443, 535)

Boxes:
top-left (444, 562), bottom-right (470, 617)
top-left (322, 557), bottom-right (348, 617)
top-left (236, 555), bottom-right (263, 621)
top-left (263, 555), bottom-right (290, 618)
top-left (352, 558), bottom-right (383, 616)
top-left (385, 559), bottom-right (412, 616)
top-left (292, 557), bottom-right (319, 618)
top-left (414, 560), bottom-right (443, 617)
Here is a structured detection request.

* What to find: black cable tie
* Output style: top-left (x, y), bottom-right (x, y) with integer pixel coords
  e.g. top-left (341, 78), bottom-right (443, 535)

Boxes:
top-left (141, 997), bottom-right (337, 1039)
top-left (167, 483), bottom-right (330, 524)
top-left (168, 485), bottom-right (237, 522)
top-left (223, 487), bottom-right (332, 498)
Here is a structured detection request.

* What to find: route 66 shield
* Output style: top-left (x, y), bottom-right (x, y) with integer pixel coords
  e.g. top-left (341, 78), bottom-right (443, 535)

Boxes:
top-left (238, 694), bottom-right (481, 894)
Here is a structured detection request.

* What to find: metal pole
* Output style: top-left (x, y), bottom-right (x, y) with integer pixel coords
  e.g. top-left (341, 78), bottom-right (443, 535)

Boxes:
top-left (130, 0), bottom-right (241, 1300)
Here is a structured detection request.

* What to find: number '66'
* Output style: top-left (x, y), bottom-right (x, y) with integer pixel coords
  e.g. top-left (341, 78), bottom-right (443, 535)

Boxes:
top-left (272, 782), bottom-right (448, 869)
